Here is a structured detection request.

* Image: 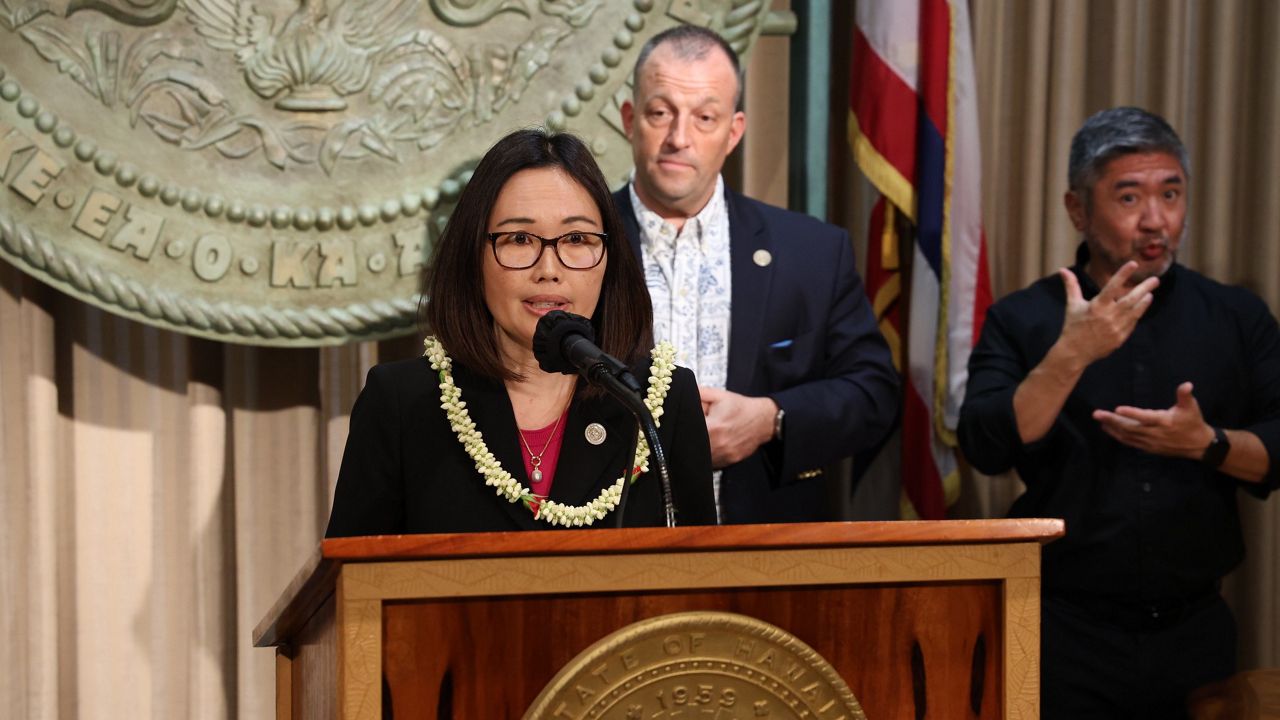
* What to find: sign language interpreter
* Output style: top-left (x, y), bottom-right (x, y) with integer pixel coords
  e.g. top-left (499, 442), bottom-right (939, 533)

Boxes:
top-left (959, 107), bottom-right (1280, 719)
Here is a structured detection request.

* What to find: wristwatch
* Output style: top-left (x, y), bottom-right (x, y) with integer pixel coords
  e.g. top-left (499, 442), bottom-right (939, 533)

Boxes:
top-left (1201, 427), bottom-right (1230, 469)
top-left (773, 407), bottom-right (786, 441)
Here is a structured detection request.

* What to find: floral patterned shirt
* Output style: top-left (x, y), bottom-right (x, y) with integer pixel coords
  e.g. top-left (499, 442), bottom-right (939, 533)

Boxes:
top-left (629, 176), bottom-right (732, 519)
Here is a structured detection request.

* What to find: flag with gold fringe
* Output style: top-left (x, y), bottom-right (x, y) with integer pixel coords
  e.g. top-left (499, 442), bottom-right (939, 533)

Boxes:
top-left (850, 0), bottom-right (993, 519)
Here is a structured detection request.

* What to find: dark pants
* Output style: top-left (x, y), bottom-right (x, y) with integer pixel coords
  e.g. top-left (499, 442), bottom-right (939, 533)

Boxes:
top-left (1041, 593), bottom-right (1236, 720)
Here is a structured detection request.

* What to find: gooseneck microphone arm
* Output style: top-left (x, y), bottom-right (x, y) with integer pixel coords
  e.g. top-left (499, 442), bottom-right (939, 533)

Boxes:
top-left (588, 366), bottom-right (676, 529)
top-left (561, 333), bottom-right (644, 394)
top-left (532, 310), bottom-right (677, 528)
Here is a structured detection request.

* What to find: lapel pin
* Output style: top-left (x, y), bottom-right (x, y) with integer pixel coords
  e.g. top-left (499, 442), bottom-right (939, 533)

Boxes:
top-left (753, 249), bottom-right (772, 267)
top-left (585, 423), bottom-right (607, 445)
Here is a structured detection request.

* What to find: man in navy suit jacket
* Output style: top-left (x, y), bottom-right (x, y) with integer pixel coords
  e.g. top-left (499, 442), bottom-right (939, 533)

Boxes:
top-left (616, 25), bottom-right (898, 523)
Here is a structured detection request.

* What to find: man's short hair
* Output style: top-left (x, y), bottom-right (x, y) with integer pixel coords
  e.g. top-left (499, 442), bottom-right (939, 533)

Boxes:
top-left (632, 25), bottom-right (743, 109)
top-left (1068, 107), bottom-right (1190, 199)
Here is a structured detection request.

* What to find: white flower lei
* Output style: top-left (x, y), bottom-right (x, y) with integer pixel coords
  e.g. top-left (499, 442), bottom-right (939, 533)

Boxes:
top-left (423, 336), bottom-right (676, 527)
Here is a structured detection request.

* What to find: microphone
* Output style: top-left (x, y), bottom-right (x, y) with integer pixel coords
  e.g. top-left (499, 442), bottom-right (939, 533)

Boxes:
top-left (532, 310), bottom-right (642, 393)
top-left (532, 310), bottom-right (677, 528)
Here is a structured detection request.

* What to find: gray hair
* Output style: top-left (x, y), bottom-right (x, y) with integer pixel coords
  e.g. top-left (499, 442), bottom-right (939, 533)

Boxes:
top-left (632, 25), bottom-right (743, 109)
top-left (1068, 107), bottom-right (1190, 199)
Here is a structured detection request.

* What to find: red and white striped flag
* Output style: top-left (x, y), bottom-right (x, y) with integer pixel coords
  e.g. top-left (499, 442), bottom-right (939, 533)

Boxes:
top-left (849, 0), bottom-right (993, 519)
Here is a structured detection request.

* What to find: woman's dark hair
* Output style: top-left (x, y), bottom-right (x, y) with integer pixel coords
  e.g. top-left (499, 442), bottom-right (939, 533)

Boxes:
top-left (423, 128), bottom-right (653, 381)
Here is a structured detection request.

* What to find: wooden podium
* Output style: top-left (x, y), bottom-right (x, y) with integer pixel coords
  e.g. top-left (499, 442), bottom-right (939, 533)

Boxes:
top-left (255, 519), bottom-right (1062, 720)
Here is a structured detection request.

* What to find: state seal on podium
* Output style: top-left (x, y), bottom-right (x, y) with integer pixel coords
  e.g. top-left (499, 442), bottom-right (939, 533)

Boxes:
top-left (525, 611), bottom-right (867, 720)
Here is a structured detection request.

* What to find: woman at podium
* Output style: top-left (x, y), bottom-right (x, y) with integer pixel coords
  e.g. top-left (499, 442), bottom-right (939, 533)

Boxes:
top-left (325, 129), bottom-right (715, 536)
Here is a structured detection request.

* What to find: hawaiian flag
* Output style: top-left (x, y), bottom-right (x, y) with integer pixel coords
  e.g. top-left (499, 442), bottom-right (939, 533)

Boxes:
top-left (849, 0), bottom-right (992, 519)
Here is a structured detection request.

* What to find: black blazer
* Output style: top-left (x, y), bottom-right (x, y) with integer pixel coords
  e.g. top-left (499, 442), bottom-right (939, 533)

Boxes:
top-left (616, 185), bottom-right (899, 523)
top-left (325, 356), bottom-right (716, 536)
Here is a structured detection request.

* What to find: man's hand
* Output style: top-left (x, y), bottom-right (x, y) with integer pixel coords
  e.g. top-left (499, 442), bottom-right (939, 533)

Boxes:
top-left (1093, 381), bottom-right (1214, 459)
top-left (1012, 262), bottom-right (1160, 444)
top-left (699, 386), bottom-right (777, 469)
top-left (1056, 261), bottom-right (1160, 369)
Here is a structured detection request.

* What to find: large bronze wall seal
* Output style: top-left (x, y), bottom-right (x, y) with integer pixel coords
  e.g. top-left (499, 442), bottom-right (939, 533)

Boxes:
top-left (0, 0), bottom-right (771, 345)
top-left (525, 611), bottom-right (868, 720)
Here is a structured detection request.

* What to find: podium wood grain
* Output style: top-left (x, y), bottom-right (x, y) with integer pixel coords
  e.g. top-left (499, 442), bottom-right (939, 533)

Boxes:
top-left (383, 584), bottom-right (1001, 718)
top-left (255, 520), bottom-right (1062, 720)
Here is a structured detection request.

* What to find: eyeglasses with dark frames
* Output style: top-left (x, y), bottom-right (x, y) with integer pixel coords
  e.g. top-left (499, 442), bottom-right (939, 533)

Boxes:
top-left (487, 231), bottom-right (607, 270)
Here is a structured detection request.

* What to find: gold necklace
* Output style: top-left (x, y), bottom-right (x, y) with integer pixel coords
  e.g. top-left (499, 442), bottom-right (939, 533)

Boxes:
top-left (517, 409), bottom-right (566, 484)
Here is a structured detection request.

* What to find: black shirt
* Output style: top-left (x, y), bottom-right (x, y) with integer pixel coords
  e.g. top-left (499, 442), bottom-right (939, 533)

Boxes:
top-left (959, 244), bottom-right (1280, 604)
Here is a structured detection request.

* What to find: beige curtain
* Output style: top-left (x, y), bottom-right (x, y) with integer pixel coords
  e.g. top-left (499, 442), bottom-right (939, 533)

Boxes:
top-left (0, 258), bottom-right (414, 717)
top-left (4, 1), bottom-right (1280, 716)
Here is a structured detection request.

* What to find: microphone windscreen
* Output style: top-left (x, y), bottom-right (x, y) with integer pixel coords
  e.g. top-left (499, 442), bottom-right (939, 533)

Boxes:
top-left (532, 310), bottom-right (595, 374)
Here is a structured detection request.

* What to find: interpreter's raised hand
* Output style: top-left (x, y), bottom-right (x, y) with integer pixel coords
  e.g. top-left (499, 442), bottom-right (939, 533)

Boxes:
top-left (1093, 381), bottom-right (1215, 459)
top-left (1057, 261), bottom-right (1159, 368)
top-left (698, 386), bottom-right (777, 469)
